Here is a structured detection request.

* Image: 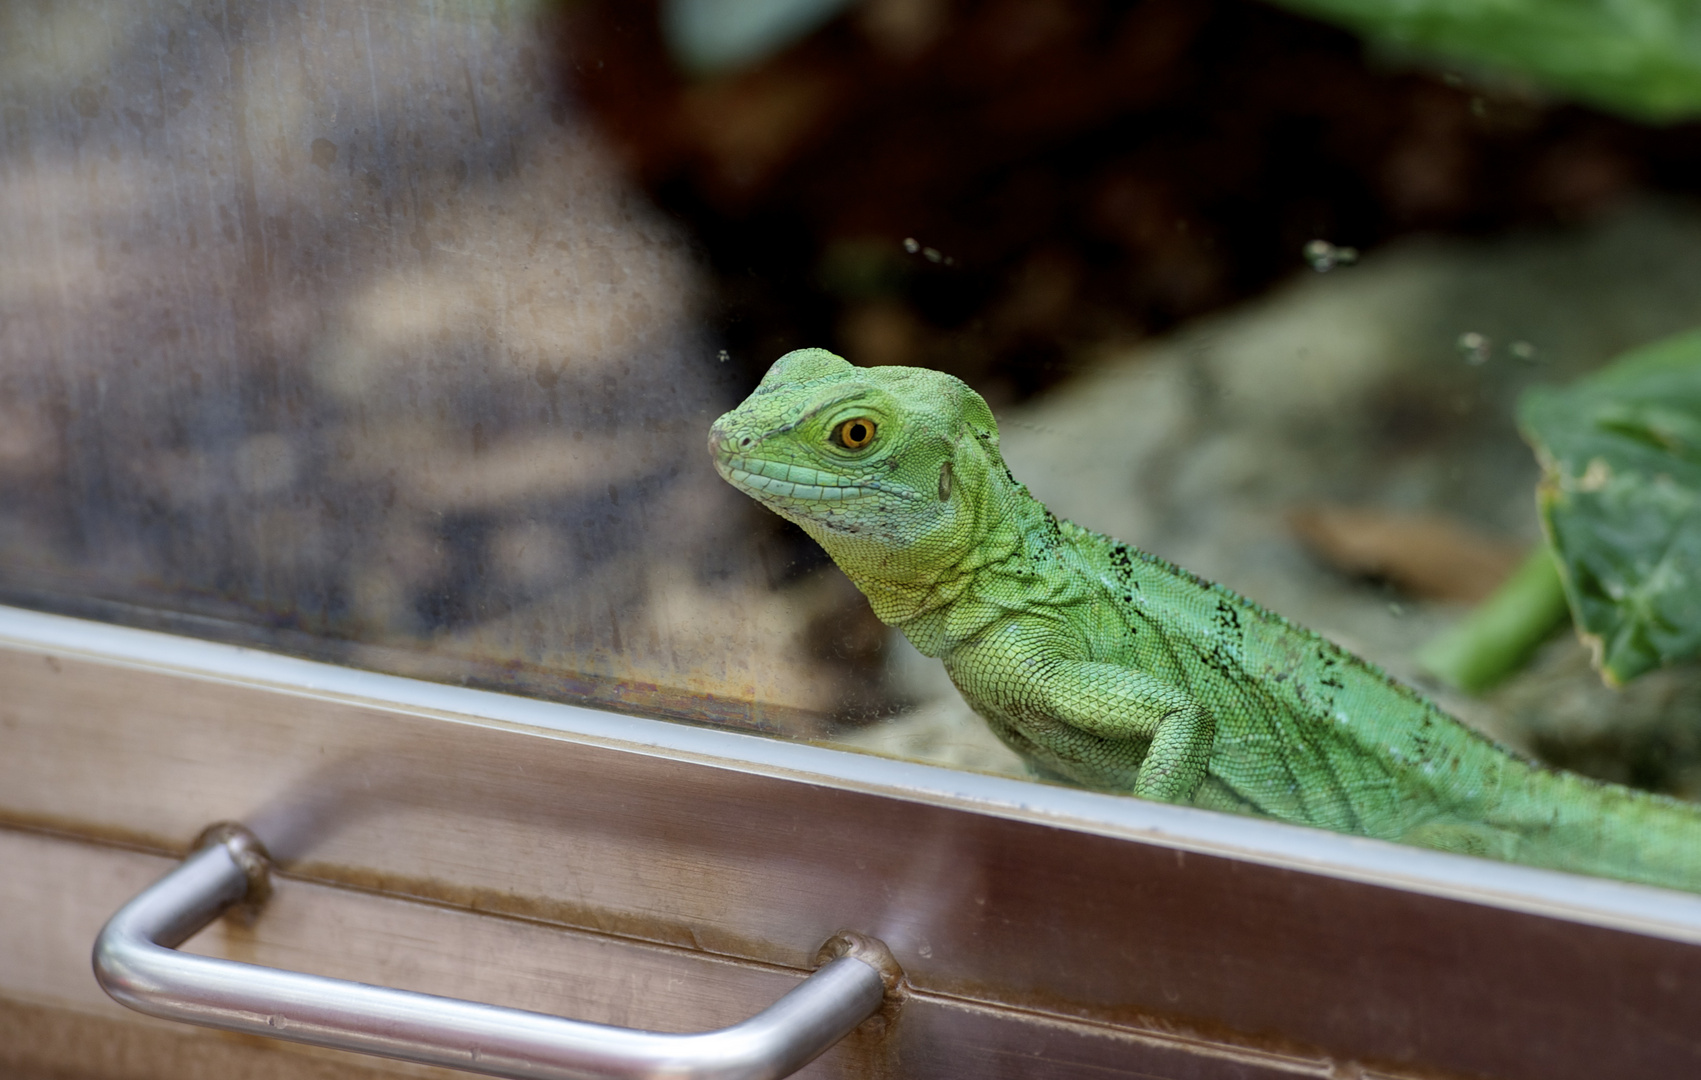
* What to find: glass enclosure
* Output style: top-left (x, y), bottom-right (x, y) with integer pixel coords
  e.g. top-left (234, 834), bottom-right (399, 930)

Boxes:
top-left (4, 0), bottom-right (1700, 835)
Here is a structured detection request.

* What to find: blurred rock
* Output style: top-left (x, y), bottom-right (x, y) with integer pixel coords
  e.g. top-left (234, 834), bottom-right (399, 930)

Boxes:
top-left (1288, 505), bottom-right (1524, 603)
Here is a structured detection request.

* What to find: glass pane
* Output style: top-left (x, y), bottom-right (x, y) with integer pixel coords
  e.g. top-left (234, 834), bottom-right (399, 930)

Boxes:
top-left (5, 0), bottom-right (1701, 883)
top-left (0, 0), bottom-right (851, 732)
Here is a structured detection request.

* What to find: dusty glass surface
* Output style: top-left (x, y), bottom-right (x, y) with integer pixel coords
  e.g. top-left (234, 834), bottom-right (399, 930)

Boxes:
top-left (4, 0), bottom-right (1701, 807)
top-left (0, 0), bottom-right (876, 733)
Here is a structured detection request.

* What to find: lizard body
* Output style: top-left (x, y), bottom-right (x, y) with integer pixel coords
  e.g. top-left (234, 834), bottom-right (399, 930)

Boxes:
top-left (711, 348), bottom-right (1701, 892)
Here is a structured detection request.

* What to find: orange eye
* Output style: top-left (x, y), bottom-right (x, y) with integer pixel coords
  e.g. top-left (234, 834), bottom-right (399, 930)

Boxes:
top-left (835, 417), bottom-right (877, 450)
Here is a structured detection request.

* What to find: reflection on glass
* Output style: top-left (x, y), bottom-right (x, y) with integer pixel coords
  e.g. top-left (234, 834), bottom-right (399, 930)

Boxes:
top-left (4, 0), bottom-right (1701, 838)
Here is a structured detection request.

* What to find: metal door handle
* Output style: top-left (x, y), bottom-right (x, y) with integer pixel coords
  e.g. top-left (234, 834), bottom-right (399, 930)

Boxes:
top-left (93, 824), bottom-right (900, 1080)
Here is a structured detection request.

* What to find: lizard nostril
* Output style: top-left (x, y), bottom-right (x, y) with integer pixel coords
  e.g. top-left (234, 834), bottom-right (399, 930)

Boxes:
top-left (740, 436), bottom-right (751, 447)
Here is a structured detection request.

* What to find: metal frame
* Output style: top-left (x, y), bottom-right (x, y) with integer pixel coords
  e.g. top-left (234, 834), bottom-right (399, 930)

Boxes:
top-left (7, 603), bottom-right (1701, 943)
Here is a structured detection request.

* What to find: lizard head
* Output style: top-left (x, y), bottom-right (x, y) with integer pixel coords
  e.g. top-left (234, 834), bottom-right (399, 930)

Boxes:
top-left (710, 348), bottom-right (1007, 588)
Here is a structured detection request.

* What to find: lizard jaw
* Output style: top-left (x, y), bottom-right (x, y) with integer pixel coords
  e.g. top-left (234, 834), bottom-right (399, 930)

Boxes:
top-left (713, 450), bottom-right (921, 523)
top-left (718, 454), bottom-right (906, 501)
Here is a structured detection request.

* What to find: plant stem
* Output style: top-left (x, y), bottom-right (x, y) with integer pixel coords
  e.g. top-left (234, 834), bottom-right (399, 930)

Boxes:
top-left (1416, 545), bottom-right (1570, 694)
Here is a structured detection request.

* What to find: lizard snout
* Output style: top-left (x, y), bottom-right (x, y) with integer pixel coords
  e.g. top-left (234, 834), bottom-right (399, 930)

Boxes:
top-left (707, 418), bottom-right (757, 459)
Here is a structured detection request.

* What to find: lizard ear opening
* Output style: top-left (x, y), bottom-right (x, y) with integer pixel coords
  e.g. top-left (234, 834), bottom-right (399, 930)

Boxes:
top-left (938, 460), bottom-right (953, 501)
top-left (758, 348), bottom-right (853, 388)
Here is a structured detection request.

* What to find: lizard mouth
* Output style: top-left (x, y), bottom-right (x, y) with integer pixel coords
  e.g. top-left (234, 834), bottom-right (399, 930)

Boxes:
top-left (714, 452), bottom-right (920, 508)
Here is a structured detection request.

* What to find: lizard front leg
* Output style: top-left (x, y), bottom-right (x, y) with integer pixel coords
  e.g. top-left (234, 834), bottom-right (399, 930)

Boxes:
top-left (946, 635), bottom-right (1216, 804)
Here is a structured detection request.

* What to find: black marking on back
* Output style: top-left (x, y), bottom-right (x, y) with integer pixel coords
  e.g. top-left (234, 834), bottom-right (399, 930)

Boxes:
top-left (1042, 509), bottom-right (1065, 545)
top-left (1192, 639), bottom-right (1239, 680)
top-left (1214, 599), bottom-right (1242, 634)
top-left (1107, 542), bottom-right (1143, 594)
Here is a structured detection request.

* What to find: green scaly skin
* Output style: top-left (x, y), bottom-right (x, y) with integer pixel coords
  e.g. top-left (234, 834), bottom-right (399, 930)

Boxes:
top-left (711, 348), bottom-right (1701, 892)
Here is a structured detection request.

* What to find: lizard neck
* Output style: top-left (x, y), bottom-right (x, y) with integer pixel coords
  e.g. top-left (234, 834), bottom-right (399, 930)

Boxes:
top-left (797, 438), bottom-right (1038, 652)
top-left (874, 473), bottom-right (1061, 658)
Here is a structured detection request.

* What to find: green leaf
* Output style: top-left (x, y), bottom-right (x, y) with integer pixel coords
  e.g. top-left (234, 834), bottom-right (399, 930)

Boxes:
top-left (1269, 0), bottom-right (1701, 123)
top-left (1518, 328), bottom-right (1701, 684)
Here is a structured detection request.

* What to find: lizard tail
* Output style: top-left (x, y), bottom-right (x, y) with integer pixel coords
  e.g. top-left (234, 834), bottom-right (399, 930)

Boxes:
top-left (1409, 763), bottom-right (1701, 894)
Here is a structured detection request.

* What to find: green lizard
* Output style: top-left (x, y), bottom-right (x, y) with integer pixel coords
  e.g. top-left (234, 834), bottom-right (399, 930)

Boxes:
top-left (711, 348), bottom-right (1701, 892)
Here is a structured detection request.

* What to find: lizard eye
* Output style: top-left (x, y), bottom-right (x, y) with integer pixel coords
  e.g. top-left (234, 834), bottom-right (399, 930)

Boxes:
top-left (833, 417), bottom-right (877, 450)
